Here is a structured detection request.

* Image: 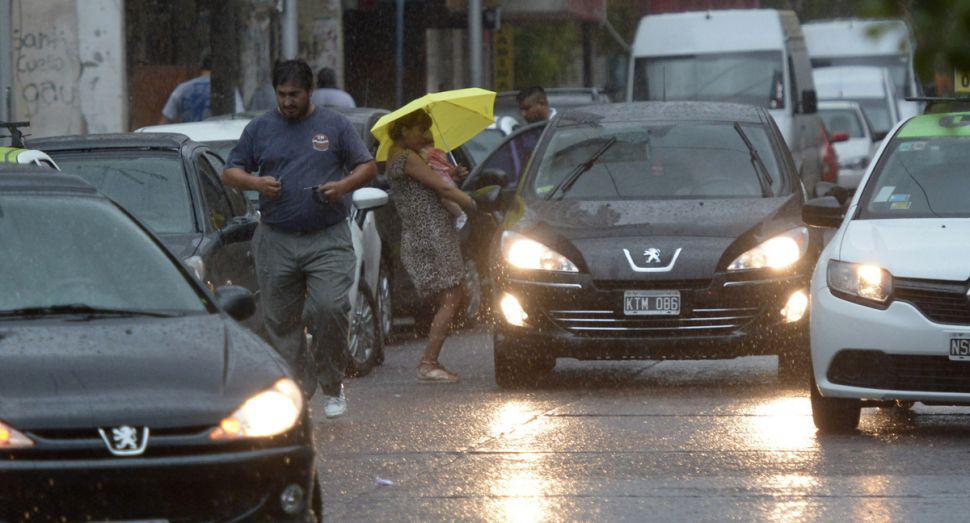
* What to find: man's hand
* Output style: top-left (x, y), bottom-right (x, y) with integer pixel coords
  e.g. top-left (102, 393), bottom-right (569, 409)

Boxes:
top-left (318, 180), bottom-right (349, 202)
top-left (253, 176), bottom-right (282, 198)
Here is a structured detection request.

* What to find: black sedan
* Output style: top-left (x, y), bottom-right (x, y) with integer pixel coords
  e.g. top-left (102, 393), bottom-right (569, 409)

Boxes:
top-left (0, 168), bottom-right (318, 521)
top-left (481, 102), bottom-right (824, 387)
top-left (28, 133), bottom-right (261, 332)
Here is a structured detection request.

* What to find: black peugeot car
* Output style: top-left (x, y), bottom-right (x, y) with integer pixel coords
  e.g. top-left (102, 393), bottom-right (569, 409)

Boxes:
top-left (0, 169), bottom-right (318, 520)
top-left (480, 102), bottom-right (824, 387)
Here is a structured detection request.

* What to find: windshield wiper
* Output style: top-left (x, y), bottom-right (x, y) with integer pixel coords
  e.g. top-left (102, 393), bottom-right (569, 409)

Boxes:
top-left (545, 137), bottom-right (618, 201)
top-left (733, 122), bottom-right (773, 197)
top-left (0, 304), bottom-right (184, 320)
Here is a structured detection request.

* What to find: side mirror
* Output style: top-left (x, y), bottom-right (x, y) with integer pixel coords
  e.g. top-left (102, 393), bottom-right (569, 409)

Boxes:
top-left (830, 132), bottom-right (850, 143)
top-left (801, 89), bottom-right (818, 114)
top-left (802, 196), bottom-right (845, 228)
top-left (352, 187), bottom-right (389, 211)
top-left (215, 285), bottom-right (256, 321)
top-left (470, 184), bottom-right (502, 212)
top-left (220, 216), bottom-right (257, 244)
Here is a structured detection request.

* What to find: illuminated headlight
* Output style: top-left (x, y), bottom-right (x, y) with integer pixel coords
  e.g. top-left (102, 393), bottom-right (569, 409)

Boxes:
top-left (0, 420), bottom-right (33, 448)
top-left (827, 260), bottom-right (893, 305)
top-left (781, 289), bottom-right (809, 323)
top-left (501, 231), bottom-right (578, 272)
top-left (500, 292), bottom-right (528, 326)
top-left (838, 156), bottom-right (868, 170)
top-left (211, 378), bottom-right (303, 440)
top-left (727, 227), bottom-right (809, 271)
top-left (185, 255), bottom-right (206, 281)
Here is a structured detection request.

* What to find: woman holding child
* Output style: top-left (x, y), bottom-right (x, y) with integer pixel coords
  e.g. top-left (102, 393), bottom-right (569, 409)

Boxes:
top-left (385, 109), bottom-right (476, 383)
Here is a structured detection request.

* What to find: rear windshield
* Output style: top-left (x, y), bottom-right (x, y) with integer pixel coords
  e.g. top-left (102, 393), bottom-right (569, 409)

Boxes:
top-left (50, 151), bottom-right (195, 234)
top-left (819, 108), bottom-right (865, 138)
top-left (860, 137), bottom-right (970, 219)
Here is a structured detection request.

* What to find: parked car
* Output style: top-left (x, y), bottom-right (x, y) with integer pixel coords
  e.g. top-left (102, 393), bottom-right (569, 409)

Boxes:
top-left (805, 110), bottom-right (970, 433)
top-left (818, 100), bottom-right (879, 189)
top-left (813, 66), bottom-right (900, 140)
top-left (628, 9), bottom-right (826, 196)
top-left (28, 133), bottom-right (264, 332)
top-left (0, 167), bottom-right (319, 521)
top-left (818, 122), bottom-right (842, 188)
top-left (480, 102), bottom-right (824, 387)
top-left (803, 19), bottom-right (922, 119)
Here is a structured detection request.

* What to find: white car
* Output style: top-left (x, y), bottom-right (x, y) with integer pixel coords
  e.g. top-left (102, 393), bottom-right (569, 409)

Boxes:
top-left (805, 110), bottom-right (970, 432)
top-left (817, 100), bottom-right (879, 189)
top-left (137, 118), bottom-right (390, 376)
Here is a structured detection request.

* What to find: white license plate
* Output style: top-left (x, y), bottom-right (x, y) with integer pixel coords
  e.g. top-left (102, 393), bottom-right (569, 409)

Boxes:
top-left (949, 333), bottom-right (970, 361)
top-left (623, 290), bottom-right (681, 316)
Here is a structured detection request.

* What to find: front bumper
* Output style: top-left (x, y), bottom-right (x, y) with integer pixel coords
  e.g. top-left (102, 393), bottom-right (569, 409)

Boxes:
top-left (812, 286), bottom-right (970, 403)
top-left (495, 269), bottom-right (809, 360)
top-left (0, 442), bottom-right (315, 521)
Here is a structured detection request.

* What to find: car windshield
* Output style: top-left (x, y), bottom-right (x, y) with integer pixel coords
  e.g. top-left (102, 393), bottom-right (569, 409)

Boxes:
top-left (0, 195), bottom-right (208, 314)
top-left (852, 98), bottom-right (894, 135)
top-left (530, 121), bottom-right (783, 201)
top-left (633, 51), bottom-right (785, 109)
top-left (860, 137), bottom-right (970, 219)
top-left (811, 56), bottom-right (912, 97)
top-left (464, 128), bottom-right (506, 164)
top-left (820, 108), bottom-right (866, 138)
top-left (49, 151), bottom-right (195, 234)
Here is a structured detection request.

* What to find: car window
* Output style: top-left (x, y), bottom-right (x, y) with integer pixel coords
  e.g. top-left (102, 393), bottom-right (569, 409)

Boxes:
top-left (860, 137), bottom-right (970, 219)
top-left (0, 195), bottom-right (208, 313)
top-left (464, 128), bottom-right (507, 165)
top-left (530, 121), bottom-right (784, 200)
top-left (820, 108), bottom-right (865, 138)
top-left (466, 125), bottom-right (545, 190)
top-left (196, 153), bottom-right (234, 229)
top-left (205, 152), bottom-right (247, 216)
top-left (50, 150), bottom-right (196, 234)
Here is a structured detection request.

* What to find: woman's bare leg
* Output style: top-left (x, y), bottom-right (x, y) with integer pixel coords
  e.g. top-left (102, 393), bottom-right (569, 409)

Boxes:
top-left (421, 285), bottom-right (463, 364)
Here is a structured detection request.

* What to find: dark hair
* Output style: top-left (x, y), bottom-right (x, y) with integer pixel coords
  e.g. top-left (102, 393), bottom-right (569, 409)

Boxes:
top-left (389, 110), bottom-right (432, 142)
top-left (273, 60), bottom-right (314, 91)
top-left (200, 52), bottom-right (212, 71)
top-left (317, 67), bottom-right (337, 88)
top-left (516, 86), bottom-right (547, 104)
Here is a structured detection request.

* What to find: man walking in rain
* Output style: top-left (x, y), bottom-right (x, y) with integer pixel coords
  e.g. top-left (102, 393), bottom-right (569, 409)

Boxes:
top-left (222, 60), bottom-right (377, 418)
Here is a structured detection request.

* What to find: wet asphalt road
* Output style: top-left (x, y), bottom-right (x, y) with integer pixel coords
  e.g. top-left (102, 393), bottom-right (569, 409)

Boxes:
top-left (310, 329), bottom-right (970, 522)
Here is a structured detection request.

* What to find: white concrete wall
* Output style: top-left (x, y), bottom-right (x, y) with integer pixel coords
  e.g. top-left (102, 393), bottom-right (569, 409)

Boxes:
top-left (299, 0), bottom-right (345, 87)
top-left (11, 0), bottom-right (126, 138)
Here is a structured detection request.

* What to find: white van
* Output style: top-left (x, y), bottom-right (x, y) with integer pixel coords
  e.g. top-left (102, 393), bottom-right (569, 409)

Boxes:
top-left (803, 19), bottom-right (921, 119)
top-left (813, 66), bottom-right (900, 139)
top-left (627, 9), bottom-right (825, 195)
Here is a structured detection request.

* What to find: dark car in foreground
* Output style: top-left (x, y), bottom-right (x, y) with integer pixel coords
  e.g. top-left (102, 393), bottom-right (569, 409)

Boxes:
top-left (0, 169), bottom-right (318, 520)
top-left (27, 133), bottom-right (261, 331)
top-left (482, 102), bottom-right (824, 387)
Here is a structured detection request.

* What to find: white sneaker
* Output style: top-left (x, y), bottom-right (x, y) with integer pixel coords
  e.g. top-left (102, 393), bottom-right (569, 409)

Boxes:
top-left (323, 386), bottom-right (347, 418)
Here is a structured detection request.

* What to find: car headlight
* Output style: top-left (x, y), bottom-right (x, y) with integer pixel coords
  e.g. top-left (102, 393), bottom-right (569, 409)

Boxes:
top-left (185, 255), bottom-right (206, 282)
top-left (827, 260), bottom-right (893, 305)
top-left (838, 156), bottom-right (868, 170)
top-left (727, 227), bottom-right (809, 271)
top-left (210, 378), bottom-right (303, 440)
top-left (501, 231), bottom-right (578, 272)
top-left (0, 420), bottom-right (33, 448)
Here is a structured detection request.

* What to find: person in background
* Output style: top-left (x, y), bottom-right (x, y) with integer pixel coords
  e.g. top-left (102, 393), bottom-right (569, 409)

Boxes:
top-left (516, 86), bottom-right (557, 124)
top-left (159, 54), bottom-right (243, 124)
top-left (221, 60), bottom-right (377, 418)
top-left (311, 67), bottom-right (356, 109)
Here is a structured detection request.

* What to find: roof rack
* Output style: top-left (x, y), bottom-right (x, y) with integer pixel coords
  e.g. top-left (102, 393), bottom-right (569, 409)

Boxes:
top-left (0, 121), bottom-right (31, 148)
top-left (905, 96), bottom-right (970, 103)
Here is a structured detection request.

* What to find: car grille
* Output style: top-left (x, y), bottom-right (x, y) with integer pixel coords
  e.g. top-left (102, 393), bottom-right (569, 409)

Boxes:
top-left (828, 350), bottom-right (970, 393)
top-left (548, 306), bottom-right (759, 337)
top-left (894, 278), bottom-right (970, 325)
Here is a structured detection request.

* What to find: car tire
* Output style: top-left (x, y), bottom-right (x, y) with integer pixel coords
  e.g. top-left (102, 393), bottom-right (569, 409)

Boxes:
top-left (493, 334), bottom-right (555, 389)
top-left (810, 372), bottom-right (861, 433)
top-left (778, 331), bottom-right (811, 383)
top-left (377, 263), bottom-right (394, 343)
top-left (346, 282), bottom-right (384, 377)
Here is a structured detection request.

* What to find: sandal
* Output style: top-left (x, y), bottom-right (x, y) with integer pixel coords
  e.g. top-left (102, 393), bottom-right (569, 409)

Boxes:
top-left (417, 361), bottom-right (459, 383)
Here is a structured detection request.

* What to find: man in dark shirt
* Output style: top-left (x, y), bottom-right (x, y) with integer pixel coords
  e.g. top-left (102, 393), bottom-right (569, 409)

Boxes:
top-left (222, 60), bottom-right (377, 418)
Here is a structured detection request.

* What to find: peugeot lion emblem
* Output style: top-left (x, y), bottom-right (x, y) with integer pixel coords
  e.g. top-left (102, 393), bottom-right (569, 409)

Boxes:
top-left (643, 248), bottom-right (662, 264)
top-left (98, 425), bottom-right (150, 456)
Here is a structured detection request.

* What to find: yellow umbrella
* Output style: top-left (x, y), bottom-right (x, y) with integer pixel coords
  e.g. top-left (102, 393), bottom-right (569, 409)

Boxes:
top-left (371, 88), bottom-right (496, 161)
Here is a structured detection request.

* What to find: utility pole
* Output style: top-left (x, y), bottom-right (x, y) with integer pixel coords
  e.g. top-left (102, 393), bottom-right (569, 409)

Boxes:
top-left (210, 0), bottom-right (241, 115)
top-left (0, 0), bottom-right (12, 124)
top-left (468, 0), bottom-right (482, 87)
top-left (282, 0), bottom-right (299, 59)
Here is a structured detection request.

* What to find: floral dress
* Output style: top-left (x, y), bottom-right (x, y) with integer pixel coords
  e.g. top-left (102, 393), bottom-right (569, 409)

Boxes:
top-left (387, 151), bottom-right (464, 296)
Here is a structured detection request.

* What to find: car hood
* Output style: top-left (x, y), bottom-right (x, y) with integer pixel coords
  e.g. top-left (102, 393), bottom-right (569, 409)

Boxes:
top-left (839, 219), bottom-right (970, 281)
top-left (0, 314), bottom-right (290, 429)
top-left (514, 196), bottom-right (802, 281)
top-left (157, 232), bottom-right (203, 259)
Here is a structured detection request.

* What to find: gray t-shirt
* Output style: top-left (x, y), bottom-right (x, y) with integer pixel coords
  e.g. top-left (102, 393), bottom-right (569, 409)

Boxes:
top-left (226, 107), bottom-right (372, 232)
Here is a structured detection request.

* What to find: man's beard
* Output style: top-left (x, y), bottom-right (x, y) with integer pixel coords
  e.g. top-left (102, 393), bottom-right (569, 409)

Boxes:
top-left (280, 102), bottom-right (310, 120)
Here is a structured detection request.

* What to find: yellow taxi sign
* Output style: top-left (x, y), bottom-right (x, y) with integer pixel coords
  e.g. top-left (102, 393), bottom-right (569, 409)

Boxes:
top-left (955, 70), bottom-right (970, 94)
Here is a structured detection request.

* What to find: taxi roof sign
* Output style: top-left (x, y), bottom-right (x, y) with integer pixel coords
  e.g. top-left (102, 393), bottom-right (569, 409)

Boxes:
top-left (897, 112), bottom-right (970, 138)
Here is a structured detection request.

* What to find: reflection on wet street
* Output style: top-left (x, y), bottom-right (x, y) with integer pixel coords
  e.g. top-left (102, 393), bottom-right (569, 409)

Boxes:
top-left (314, 330), bottom-right (970, 521)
